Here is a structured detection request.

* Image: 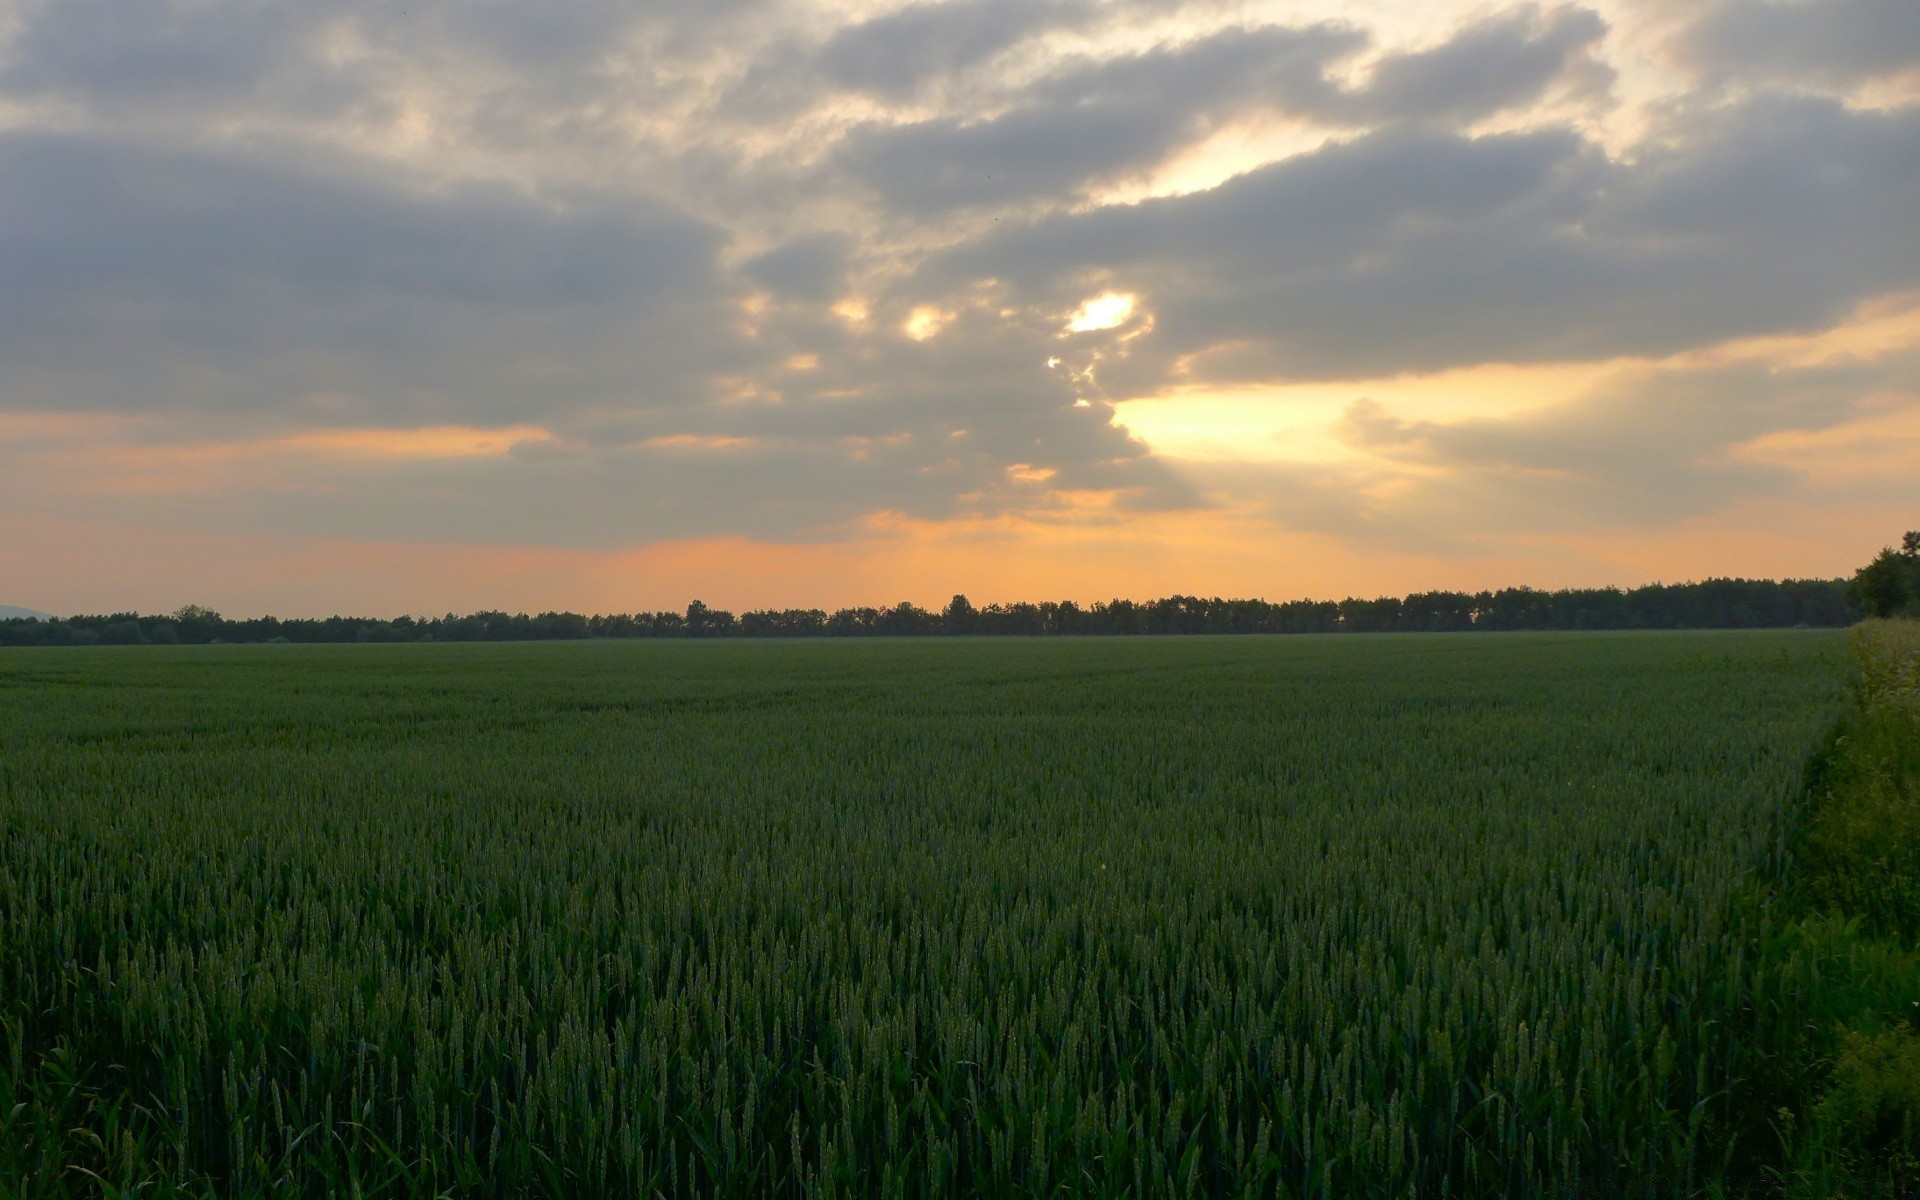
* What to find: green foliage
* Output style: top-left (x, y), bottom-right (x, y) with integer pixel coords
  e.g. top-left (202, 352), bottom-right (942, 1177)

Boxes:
top-left (1820, 1024), bottom-right (1920, 1157)
top-left (1849, 537), bottom-right (1920, 619)
top-left (1743, 620), bottom-right (1920, 1197)
top-left (1803, 620), bottom-right (1920, 945)
top-left (0, 633), bottom-right (1853, 1196)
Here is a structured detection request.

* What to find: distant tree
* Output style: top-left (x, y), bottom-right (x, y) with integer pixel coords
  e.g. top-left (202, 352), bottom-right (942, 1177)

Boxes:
top-left (682, 600), bottom-right (737, 636)
top-left (828, 606), bottom-right (882, 636)
top-left (100, 619), bottom-right (145, 645)
top-left (0, 575), bottom-right (1869, 648)
top-left (1850, 533), bottom-right (1920, 618)
top-left (170, 604), bottom-right (224, 643)
top-left (943, 594), bottom-right (977, 635)
top-left (533, 611), bottom-right (588, 640)
top-left (878, 602), bottom-right (934, 635)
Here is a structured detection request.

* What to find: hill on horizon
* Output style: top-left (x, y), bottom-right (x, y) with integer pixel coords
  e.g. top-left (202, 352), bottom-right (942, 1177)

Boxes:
top-left (0, 605), bottom-right (54, 621)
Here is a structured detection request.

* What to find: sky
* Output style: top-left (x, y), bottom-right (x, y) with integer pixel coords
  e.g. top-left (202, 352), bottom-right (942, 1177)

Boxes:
top-left (1, 0), bottom-right (1916, 617)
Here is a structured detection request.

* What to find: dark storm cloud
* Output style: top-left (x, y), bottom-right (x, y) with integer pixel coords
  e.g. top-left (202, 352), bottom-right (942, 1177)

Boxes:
top-left (0, 134), bottom-right (739, 423)
top-left (931, 94), bottom-right (1920, 385)
top-left (1677, 0), bottom-right (1920, 88)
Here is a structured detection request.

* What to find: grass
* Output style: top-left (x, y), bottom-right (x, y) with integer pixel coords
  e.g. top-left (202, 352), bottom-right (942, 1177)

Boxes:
top-left (0, 631), bottom-right (1858, 1196)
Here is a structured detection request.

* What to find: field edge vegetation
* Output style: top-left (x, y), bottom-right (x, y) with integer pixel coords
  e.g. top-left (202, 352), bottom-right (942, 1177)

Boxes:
top-left (1744, 619), bottom-right (1920, 1196)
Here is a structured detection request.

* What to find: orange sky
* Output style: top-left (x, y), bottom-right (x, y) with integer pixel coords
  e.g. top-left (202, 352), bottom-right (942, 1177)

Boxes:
top-left (3, 492), bottom-right (1903, 619)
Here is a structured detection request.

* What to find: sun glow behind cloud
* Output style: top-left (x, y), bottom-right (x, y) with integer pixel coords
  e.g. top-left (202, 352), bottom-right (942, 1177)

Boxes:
top-left (1115, 294), bottom-right (1920, 469)
top-left (904, 305), bottom-right (953, 340)
top-left (1065, 292), bottom-right (1137, 333)
top-left (1113, 362), bottom-right (1620, 464)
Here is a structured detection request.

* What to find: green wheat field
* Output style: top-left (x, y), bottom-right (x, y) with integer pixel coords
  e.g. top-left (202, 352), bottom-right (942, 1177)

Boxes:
top-left (0, 632), bottom-right (1853, 1196)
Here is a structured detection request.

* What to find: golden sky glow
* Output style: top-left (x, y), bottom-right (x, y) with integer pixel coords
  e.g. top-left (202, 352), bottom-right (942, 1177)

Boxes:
top-left (1115, 293), bottom-right (1920, 470)
top-left (1113, 360), bottom-right (1622, 464)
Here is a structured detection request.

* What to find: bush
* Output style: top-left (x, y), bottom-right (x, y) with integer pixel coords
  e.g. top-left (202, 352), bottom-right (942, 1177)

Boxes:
top-left (1818, 1024), bottom-right (1920, 1157)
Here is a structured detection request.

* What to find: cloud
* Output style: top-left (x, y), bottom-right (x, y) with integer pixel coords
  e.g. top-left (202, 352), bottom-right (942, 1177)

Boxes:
top-left (815, 0), bottom-right (1081, 98)
top-left (0, 394), bottom-right (1193, 551)
top-left (0, 0), bottom-right (323, 111)
top-left (930, 93), bottom-right (1920, 384)
top-left (837, 23), bottom-right (1360, 213)
top-left (0, 129), bottom-right (1192, 546)
top-left (835, 7), bottom-right (1613, 214)
top-left (0, 1), bottom-right (762, 108)
top-left (0, 133), bottom-right (739, 424)
top-left (1306, 346), bottom-right (1920, 539)
top-left (1350, 5), bottom-right (1613, 125)
top-left (1676, 0), bottom-right (1920, 89)
top-left (742, 233), bottom-right (853, 300)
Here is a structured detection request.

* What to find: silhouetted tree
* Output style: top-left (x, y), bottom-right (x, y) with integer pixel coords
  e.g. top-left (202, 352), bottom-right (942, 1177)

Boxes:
top-left (1850, 533), bottom-right (1920, 618)
top-left (0, 576), bottom-right (1871, 648)
top-left (944, 594), bottom-right (977, 635)
top-left (685, 600), bottom-right (713, 636)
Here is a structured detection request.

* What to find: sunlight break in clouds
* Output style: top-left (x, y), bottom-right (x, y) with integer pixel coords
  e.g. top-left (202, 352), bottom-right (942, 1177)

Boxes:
top-left (0, 0), bottom-right (1916, 615)
top-left (1066, 292), bottom-right (1138, 333)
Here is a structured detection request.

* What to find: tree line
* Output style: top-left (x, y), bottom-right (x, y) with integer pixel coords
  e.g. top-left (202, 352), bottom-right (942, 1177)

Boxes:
top-left (0, 577), bottom-right (1864, 646)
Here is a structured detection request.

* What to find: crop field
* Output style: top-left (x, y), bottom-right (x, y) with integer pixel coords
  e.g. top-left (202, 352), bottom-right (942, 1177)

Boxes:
top-left (0, 632), bottom-right (1850, 1197)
